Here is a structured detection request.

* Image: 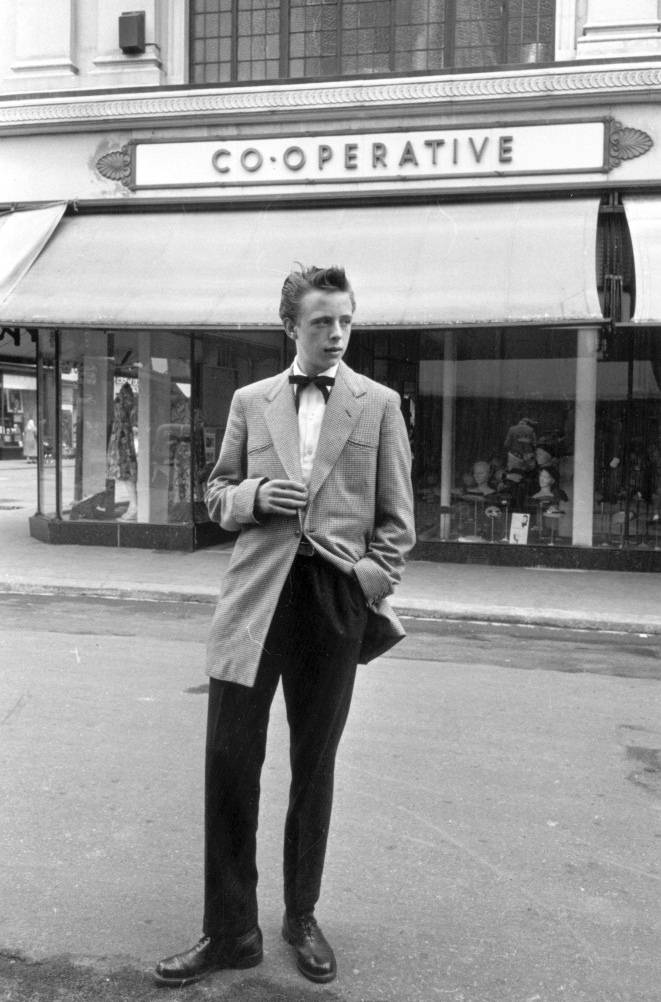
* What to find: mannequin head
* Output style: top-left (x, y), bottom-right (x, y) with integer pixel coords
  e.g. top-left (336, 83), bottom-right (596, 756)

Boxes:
top-left (532, 466), bottom-right (558, 499)
top-left (470, 460), bottom-right (495, 494)
top-left (538, 467), bottom-right (555, 490)
top-left (473, 460), bottom-right (490, 485)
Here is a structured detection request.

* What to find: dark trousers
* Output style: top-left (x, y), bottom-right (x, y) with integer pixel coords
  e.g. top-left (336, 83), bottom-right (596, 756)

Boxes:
top-left (203, 554), bottom-right (368, 939)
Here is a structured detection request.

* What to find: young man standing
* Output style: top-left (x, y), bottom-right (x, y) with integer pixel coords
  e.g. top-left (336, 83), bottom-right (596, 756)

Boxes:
top-left (155, 264), bottom-right (415, 987)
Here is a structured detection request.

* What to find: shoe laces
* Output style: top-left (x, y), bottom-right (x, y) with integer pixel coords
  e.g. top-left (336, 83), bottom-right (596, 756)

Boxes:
top-left (295, 913), bottom-right (317, 938)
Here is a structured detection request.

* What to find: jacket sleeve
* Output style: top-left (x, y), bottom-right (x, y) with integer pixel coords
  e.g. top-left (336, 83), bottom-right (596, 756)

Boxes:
top-left (204, 391), bottom-right (266, 531)
top-left (352, 393), bottom-right (416, 604)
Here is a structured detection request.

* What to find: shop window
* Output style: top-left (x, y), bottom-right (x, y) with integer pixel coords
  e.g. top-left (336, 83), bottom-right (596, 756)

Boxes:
top-left (57, 330), bottom-right (195, 526)
top-left (194, 330), bottom-right (286, 523)
top-left (593, 328), bottom-right (661, 549)
top-left (0, 374), bottom-right (36, 458)
top-left (36, 330), bottom-right (57, 517)
top-left (33, 328), bottom-right (285, 534)
top-left (411, 328), bottom-right (577, 547)
top-left (347, 328), bottom-right (578, 548)
top-left (190, 0), bottom-right (555, 84)
top-left (350, 325), bottom-right (661, 553)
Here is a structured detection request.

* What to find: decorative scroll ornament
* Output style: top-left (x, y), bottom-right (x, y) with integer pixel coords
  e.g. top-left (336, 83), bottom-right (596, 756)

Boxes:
top-left (607, 119), bottom-right (653, 168)
top-left (95, 145), bottom-right (132, 186)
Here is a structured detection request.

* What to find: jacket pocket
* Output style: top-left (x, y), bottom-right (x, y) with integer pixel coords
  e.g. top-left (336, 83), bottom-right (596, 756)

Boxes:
top-left (347, 435), bottom-right (378, 450)
top-left (247, 438), bottom-right (273, 456)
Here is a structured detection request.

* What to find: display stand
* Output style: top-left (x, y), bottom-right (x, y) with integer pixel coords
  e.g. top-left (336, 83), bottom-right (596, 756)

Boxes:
top-left (458, 493), bottom-right (491, 542)
top-left (485, 504), bottom-right (503, 542)
top-left (543, 509), bottom-right (562, 545)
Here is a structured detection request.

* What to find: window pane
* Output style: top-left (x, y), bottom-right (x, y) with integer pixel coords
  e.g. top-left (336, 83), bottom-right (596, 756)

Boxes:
top-left (414, 328), bottom-right (577, 547)
top-left (36, 330), bottom-right (57, 516)
top-left (393, 0), bottom-right (446, 73)
top-left (58, 331), bottom-right (194, 526)
top-left (506, 0), bottom-right (555, 63)
top-left (358, 3), bottom-right (376, 27)
top-left (290, 8), bottom-right (307, 32)
top-left (190, 0), bottom-right (556, 83)
top-left (453, 0), bottom-right (503, 68)
top-left (342, 4), bottom-right (358, 29)
top-left (320, 54), bottom-right (338, 73)
top-left (592, 330), bottom-right (661, 548)
top-left (191, 0), bottom-right (233, 83)
top-left (288, 1), bottom-right (339, 76)
top-left (195, 331), bottom-right (285, 525)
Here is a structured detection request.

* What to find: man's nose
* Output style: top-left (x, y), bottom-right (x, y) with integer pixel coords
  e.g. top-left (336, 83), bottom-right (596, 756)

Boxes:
top-left (329, 321), bottom-right (343, 339)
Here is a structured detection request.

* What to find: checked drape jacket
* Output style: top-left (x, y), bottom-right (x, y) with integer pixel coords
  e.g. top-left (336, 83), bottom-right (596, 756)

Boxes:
top-left (205, 360), bottom-right (416, 687)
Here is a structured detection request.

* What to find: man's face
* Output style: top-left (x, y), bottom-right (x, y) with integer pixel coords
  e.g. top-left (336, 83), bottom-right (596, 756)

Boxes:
top-left (287, 288), bottom-right (353, 375)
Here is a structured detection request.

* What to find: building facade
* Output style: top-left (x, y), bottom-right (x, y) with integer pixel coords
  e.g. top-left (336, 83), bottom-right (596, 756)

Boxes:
top-left (2, 1), bottom-right (661, 568)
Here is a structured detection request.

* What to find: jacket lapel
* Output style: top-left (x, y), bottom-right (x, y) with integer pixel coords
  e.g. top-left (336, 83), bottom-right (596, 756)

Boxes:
top-left (308, 362), bottom-right (366, 503)
top-left (263, 370), bottom-right (303, 482)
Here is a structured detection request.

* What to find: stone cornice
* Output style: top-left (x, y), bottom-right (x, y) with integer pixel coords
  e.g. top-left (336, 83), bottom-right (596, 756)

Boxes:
top-left (3, 61), bottom-right (661, 133)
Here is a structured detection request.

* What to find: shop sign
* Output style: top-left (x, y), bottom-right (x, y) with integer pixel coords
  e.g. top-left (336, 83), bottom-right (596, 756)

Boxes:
top-left (96, 118), bottom-right (652, 193)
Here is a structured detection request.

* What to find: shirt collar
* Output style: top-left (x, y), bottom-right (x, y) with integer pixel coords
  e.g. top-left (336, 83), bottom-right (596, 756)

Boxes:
top-left (292, 357), bottom-right (340, 379)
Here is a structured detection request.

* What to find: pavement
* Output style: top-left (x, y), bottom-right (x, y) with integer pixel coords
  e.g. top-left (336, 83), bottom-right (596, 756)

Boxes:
top-left (1, 459), bottom-right (661, 634)
top-left (2, 464), bottom-right (660, 1002)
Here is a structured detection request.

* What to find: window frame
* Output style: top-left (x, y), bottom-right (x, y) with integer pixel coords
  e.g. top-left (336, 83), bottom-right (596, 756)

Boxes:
top-left (188, 0), bottom-right (556, 86)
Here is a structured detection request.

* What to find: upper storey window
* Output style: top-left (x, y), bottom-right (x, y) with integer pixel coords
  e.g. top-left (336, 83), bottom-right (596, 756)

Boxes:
top-left (190, 0), bottom-right (556, 85)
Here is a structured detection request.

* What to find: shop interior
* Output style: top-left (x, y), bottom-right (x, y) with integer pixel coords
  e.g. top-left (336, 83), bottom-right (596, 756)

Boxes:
top-left (24, 315), bottom-right (661, 557)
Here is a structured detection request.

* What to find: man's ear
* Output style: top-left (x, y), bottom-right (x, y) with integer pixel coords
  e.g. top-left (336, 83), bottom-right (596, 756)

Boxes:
top-left (285, 322), bottom-right (297, 342)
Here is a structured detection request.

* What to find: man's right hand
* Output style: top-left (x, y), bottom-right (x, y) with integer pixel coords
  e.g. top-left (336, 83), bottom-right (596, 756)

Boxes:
top-left (255, 479), bottom-right (308, 517)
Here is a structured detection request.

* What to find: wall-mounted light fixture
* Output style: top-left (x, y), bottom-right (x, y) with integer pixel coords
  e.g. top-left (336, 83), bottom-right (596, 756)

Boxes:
top-left (119, 11), bottom-right (146, 55)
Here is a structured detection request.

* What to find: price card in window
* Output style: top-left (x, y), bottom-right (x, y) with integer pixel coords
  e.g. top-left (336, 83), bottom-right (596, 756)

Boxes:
top-left (509, 512), bottom-right (530, 545)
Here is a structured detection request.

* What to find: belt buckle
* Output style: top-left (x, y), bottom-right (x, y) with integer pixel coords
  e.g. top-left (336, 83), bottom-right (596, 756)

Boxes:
top-left (297, 538), bottom-right (315, 557)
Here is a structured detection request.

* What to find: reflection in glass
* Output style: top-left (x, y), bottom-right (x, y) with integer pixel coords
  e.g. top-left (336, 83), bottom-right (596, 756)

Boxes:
top-left (415, 328), bottom-right (578, 546)
top-left (52, 328), bottom-right (285, 530)
top-left (37, 330), bottom-right (57, 517)
top-left (58, 330), bottom-right (194, 525)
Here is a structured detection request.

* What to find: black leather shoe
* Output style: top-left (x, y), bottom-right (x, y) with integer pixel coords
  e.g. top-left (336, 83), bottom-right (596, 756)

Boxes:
top-left (282, 912), bottom-right (337, 984)
top-left (154, 927), bottom-right (263, 987)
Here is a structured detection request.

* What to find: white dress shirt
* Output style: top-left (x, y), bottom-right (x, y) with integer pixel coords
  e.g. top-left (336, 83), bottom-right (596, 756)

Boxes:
top-left (292, 357), bottom-right (339, 487)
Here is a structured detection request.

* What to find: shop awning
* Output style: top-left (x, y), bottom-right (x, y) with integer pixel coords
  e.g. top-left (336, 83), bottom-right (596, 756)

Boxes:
top-left (0, 200), bottom-right (602, 329)
top-left (0, 203), bottom-right (66, 305)
top-left (622, 196), bottom-right (661, 324)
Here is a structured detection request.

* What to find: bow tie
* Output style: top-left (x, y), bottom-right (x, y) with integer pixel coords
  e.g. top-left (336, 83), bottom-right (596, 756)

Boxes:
top-left (289, 373), bottom-right (335, 411)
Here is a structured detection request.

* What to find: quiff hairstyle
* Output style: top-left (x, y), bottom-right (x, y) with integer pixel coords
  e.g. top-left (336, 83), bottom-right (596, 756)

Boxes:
top-left (279, 264), bottom-right (356, 331)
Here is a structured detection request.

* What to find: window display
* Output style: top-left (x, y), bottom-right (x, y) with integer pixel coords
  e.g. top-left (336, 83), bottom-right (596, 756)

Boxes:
top-left (106, 382), bottom-right (138, 520)
top-left (57, 330), bottom-right (195, 525)
top-left (32, 328), bottom-right (286, 542)
top-left (30, 322), bottom-right (661, 560)
top-left (36, 331), bottom-right (56, 516)
top-left (410, 327), bottom-right (577, 545)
